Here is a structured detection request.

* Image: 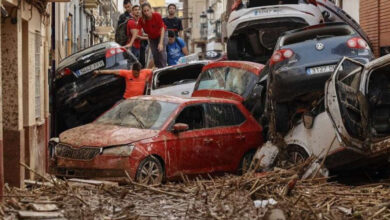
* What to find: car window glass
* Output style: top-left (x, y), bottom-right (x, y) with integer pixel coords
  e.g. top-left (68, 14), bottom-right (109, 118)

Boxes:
top-left (206, 104), bottom-right (246, 128)
top-left (197, 67), bottom-right (259, 97)
top-left (96, 99), bottom-right (178, 130)
top-left (175, 105), bottom-right (205, 130)
top-left (154, 64), bottom-right (204, 89)
top-left (282, 26), bottom-right (354, 46)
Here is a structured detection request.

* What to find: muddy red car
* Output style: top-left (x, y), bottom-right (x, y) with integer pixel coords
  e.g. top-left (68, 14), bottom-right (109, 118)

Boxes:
top-left (49, 95), bottom-right (263, 184)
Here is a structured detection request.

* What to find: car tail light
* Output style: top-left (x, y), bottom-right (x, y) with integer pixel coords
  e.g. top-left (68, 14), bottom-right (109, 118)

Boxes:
top-left (306, 0), bottom-right (317, 6)
top-left (270, 49), bottom-right (294, 65)
top-left (59, 68), bottom-right (72, 76)
top-left (347, 37), bottom-right (367, 49)
top-left (105, 47), bottom-right (127, 58)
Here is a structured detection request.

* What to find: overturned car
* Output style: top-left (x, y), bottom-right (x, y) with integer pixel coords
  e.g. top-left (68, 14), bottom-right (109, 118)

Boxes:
top-left (256, 54), bottom-right (390, 173)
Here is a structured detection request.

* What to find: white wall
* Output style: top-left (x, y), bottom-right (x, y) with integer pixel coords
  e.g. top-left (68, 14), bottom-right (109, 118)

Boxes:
top-left (342, 0), bottom-right (360, 23)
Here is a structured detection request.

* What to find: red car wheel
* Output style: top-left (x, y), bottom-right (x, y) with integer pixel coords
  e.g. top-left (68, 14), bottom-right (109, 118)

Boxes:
top-left (136, 156), bottom-right (164, 185)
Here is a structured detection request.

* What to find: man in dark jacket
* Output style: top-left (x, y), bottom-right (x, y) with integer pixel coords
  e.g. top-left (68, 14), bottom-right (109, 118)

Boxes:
top-left (163, 3), bottom-right (183, 37)
top-left (117, 0), bottom-right (133, 26)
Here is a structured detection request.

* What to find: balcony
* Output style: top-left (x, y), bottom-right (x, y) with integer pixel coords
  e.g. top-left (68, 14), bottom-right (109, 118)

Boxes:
top-left (84, 0), bottom-right (99, 9)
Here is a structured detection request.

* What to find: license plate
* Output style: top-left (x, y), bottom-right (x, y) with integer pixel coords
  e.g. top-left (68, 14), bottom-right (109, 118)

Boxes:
top-left (254, 8), bottom-right (279, 16)
top-left (307, 64), bottom-right (338, 75)
top-left (75, 60), bottom-right (105, 77)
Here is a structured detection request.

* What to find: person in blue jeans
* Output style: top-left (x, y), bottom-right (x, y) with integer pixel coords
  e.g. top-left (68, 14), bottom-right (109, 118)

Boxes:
top-left (166, 30), bottom-right (189, 66)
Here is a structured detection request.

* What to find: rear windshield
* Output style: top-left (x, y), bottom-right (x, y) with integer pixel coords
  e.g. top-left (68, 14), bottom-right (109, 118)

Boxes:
top-left (281, 25), bottom-right (355, 46)
top-left (59, 42), bottom-right (118, 65)
top-left (248, 0), bottom-right (308, 7)
top-left (154, 64), bottom-right (205, 89)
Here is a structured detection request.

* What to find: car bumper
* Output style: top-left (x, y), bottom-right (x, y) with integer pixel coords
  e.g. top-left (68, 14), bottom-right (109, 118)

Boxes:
top-left (227, 5), bottom-right (322, 37)
top-left (49, 155), bottom-right (139, 181)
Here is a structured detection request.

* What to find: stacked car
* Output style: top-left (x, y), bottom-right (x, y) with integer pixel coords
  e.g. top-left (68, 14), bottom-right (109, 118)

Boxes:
top-left (49, 0), bottom-right (389, 183)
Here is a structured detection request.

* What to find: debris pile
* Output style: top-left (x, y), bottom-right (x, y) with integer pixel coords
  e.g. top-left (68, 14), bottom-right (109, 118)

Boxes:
top-left (1, 166), bottom-right (390, 219)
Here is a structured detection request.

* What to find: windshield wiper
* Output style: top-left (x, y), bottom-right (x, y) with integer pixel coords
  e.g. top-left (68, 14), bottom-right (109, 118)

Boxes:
top-left (127, 110), bottom-right (145, 129)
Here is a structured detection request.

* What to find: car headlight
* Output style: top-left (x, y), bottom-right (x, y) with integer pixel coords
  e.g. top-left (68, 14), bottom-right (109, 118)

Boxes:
top-left (101, 144), bottom-right (135, 156)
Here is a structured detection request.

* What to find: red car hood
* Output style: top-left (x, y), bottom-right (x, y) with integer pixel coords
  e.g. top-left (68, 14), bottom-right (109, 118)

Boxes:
top-left (192, 90), bottom-right (244, 102)
top-left (59, 123), bottom-right (159, 148)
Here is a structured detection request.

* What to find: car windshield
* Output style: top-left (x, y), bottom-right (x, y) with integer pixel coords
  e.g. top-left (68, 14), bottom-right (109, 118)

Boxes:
top-left (197, 67), bottom-right (259, 98)
top-left (95, 99), bottom-right (178, 130)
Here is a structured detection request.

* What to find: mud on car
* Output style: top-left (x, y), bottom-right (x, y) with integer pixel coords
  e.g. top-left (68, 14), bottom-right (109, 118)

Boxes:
top-left (227, 0), bottom-right (323, 63)
top-left (49, 95), bottom-right (264, 184)
top-left (266, 23), bottom-right (374, 133)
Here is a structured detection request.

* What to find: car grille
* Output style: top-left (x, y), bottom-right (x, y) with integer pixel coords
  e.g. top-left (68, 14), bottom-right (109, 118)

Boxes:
top-left (55, 143), bottom-right (101, 161)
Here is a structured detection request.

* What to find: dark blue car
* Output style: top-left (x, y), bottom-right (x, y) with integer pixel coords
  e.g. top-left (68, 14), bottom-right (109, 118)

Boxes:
top-left (267, 22), bottom-right (375, 132)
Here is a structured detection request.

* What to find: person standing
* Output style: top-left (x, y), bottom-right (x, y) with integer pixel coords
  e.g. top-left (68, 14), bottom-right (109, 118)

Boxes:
top-left (125, 5), bottom-right (148, 60)
top-left (163, 3), bottom-right (183, 37)
top-left (117, 0), bottom-right (133, 26)
top-left (94, 63), bottom-right (152, 99)
top-left (166, 30), bottom-right (189, 66)
top-left (136, 3), bottom-right (168, 68)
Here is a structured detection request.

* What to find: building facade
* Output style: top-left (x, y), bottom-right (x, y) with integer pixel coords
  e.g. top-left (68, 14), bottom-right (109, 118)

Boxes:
top-left (1, 0), bottom-right (52, 190)
top-left (359, 0), bottom-right (390, 57)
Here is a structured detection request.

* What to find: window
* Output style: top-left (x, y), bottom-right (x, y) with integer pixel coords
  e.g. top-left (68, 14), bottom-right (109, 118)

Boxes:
top-left (197, 67), bottom-right (259, 98)
top-left (35, 32), bottom-right (42, 120)
top-left (206, 104), bottom-right (246, 128)
top-left (175, 105), bottom-right (205, 130)
top-left (96, 100), bottom-right (178, 130)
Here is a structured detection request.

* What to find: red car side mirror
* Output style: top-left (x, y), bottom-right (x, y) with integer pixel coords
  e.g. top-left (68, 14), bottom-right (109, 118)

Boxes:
top-left (173, 123), bottom-right (189, 133)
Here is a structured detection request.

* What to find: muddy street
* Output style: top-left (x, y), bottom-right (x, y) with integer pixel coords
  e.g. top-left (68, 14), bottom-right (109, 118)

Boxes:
top-left (3, 164), bottom-right (390, 220)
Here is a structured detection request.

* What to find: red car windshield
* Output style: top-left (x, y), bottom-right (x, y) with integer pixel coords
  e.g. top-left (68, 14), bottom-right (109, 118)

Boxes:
top-left (96, 99), bottom-right (178, 130)
top-left (197, 67), bottom-right (259, 98)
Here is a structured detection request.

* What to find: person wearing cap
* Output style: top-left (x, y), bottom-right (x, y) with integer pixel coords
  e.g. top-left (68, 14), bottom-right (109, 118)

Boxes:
top-left (166, 30), bottom-right (188, 66)
top-left (163, 3), bottom-right (183, 38)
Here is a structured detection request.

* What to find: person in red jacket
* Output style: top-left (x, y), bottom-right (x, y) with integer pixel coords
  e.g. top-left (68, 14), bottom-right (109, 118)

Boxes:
top-left (93, 63), bottom-right (152, 99)
top-left (136, 3), bottom-right (168, 68)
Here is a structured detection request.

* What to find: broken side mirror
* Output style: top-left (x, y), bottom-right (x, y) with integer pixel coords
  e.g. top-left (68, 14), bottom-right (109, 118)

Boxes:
top-left (303, 112), bottom-right (314, 129)
top-left (173, 123), bottom-right (189, 133)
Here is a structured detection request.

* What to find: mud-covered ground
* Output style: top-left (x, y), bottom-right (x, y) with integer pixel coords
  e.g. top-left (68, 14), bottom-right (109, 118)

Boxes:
top-left (2, 163), bottom-right (390, 220)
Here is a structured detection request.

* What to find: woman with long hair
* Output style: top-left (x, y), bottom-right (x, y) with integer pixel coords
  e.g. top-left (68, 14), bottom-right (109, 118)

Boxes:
top-left (137, 3), bottom-right (168, 68)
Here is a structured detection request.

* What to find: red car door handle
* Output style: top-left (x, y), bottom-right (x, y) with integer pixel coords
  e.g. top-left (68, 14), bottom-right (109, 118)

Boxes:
top-left (203, 138), bottom-right (214, 144)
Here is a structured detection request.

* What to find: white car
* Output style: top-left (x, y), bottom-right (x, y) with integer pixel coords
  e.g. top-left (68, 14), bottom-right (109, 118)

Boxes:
top-left (147, 61), bottom-right (210, 98)
top-left (227, 0), bottom-right (323, 63)
top-left (267, 54), bottom-right (390, 172)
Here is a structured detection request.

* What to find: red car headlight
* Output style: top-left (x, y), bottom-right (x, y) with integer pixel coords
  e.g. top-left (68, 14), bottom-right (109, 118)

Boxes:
top-left (101, 144), bottom-right (135, 156)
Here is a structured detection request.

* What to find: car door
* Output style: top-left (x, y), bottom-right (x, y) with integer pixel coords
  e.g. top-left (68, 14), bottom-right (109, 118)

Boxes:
top-left (205, 103), bottom-right (248, 171)
top-left (325, 57), bottom-right (369, 152)
top-left (172, 104), bottom-right (215, 174)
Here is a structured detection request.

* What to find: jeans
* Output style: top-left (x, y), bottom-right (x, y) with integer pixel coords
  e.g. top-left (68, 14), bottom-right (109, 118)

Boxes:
top-left (131, 47), bottom-right (140, 61)
top-left (149, 31), bottom-right (168, 68)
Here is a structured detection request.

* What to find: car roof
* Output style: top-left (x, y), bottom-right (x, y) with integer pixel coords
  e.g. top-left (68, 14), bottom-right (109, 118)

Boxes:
top-left (203, 61), bottom-right (264, 75)
top-left (130, 95), bottom-right (241, 105)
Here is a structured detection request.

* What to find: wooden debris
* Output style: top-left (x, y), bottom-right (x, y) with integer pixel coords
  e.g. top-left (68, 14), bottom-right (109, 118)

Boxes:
top-left (1, 161), bottom-right (389, 219)
top-left (67, 178), bottom-right (119, 187)
top-left (30, 204), bottom-right (59, 212)
top-left (18, 210), bottom-right (64, 219)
